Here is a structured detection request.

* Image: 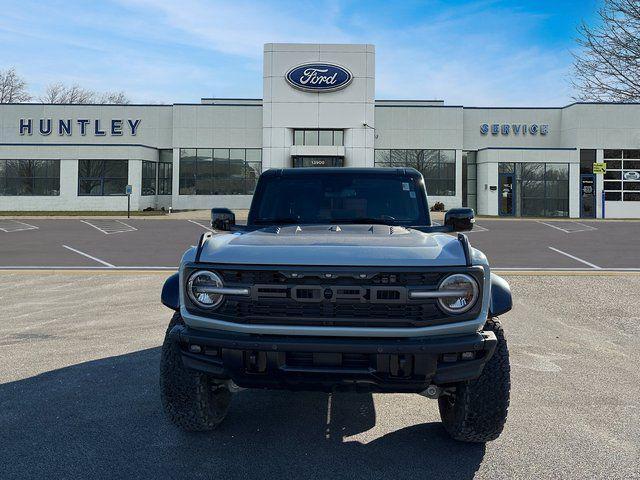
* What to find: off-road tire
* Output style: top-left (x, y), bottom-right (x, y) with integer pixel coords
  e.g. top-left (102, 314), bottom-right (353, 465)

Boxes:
top-left (160, 312), bottom-right (232, 431)
top-left (438, 318), bottom-right (510, 442)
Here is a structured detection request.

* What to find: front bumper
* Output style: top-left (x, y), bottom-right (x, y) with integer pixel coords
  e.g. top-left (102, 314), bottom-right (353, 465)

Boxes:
top-left (169, 325), bottom-right (497, 393)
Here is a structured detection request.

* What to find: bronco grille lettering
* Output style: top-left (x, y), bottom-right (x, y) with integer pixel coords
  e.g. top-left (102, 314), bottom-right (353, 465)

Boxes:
top-left (253, 284), bottom-right (408, 304)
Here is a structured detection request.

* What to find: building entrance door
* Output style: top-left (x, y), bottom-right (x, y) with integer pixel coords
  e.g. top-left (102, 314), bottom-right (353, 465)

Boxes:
top-left (292, 156), bottom-right (344, 168)
top-left (498, 173), bottom-right (515, 216)
top-left (580, 174), bottom-right (596, 218)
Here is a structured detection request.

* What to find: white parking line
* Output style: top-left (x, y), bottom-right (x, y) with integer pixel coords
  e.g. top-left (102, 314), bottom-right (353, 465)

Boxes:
top-left (548, 246), bottom-right (601, 269)
top-left (537, 220), bottom-right (597, 234)
top-left (468, 224), bottom-right (489, 233)
top-left (81, 219), bottom-right (137, 234)
top-left (187, 219), bottom-right (212, 230)
top-left (0, 266), bottom-right (175, 270)
top-left (0, 220), bottom-right (39, 233)
top-left (62, 245), bottom-right (116, 268)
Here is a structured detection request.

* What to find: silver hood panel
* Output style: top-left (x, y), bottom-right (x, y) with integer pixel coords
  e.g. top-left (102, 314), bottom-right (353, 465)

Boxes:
top-left (197, 224), bottom-right (466, 267)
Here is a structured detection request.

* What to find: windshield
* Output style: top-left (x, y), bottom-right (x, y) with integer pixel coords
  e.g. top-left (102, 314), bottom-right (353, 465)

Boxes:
top-left (249, 172), bottom-right (429, 226)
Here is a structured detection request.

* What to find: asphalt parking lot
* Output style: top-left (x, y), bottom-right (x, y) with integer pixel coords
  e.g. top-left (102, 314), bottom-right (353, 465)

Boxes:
top-left (0, 217), bottom-right (639, 271)
top-left (0, 272), bottom-right (638, 480)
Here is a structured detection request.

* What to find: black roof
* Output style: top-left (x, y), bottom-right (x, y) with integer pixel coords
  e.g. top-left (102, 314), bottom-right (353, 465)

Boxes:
top-left (262, 167), bottom-right (422, 178)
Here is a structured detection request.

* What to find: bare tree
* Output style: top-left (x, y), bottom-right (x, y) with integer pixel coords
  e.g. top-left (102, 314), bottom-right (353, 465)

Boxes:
top-left (40, 83), bottom-right (96, 104)
top-left (0, 67), bottom-right (32, 103)
top-left (572, 0), bottom-right (640, 101)
top-left (40, 82), bottom-right (131, 104)
top-left (97, 90), bottom-right (131, 104)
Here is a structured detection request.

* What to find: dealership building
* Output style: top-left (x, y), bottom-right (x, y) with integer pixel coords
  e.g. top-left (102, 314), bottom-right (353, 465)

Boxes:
top-left (1, 43), bottom-right (640, 218)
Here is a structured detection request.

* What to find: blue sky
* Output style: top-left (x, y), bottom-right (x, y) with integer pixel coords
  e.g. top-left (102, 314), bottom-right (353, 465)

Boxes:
top-left (0, 0), bottom-right (600, 105)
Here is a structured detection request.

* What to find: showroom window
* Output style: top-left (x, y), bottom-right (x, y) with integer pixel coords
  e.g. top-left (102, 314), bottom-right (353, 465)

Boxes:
top-left (158, 150), bottom-right (173, 195)
top-left (603, 150), bottom-right (640, 201)
top-left (374, 149), bottom-right (456, 196)
top-left (141, 161), bottom-right (157, 196)
top-left (0, 159), bottom-right (60, 196)
top-left (78, 160), bottom-right (128, 196)
top-left (179, 148), bottom-right (262, 195)
top-left (462, 151), bottom-right (477, 210)
top-left (499, 162), bottom-right (569, 216)
top-left (293, 129), bottom-right (344, 146)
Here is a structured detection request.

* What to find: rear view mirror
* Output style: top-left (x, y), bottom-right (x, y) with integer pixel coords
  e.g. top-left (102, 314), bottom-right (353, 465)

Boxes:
top-left (211, 208), bottom-right (235, 231)
top-left (444, 208), bottom-right (475, 232)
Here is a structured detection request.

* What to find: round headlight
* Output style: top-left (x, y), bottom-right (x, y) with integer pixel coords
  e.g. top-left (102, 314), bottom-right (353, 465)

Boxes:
top-left (437, 274), bottom-right (479, 314)
top-left (187, 270), bottom-right (225, 309)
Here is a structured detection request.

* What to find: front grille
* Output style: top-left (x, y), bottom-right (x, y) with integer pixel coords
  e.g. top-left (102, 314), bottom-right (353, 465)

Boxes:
top-left (188, 266), bottom-right (484, 328)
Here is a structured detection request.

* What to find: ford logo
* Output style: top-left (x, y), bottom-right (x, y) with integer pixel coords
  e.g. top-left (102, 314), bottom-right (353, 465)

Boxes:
top-left (285, 63), bottom-right (353, 92)
top-left (623, 171), bottom-right (640, 180)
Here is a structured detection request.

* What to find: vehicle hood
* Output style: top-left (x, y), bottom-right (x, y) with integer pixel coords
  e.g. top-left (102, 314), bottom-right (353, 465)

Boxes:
top-left (197, 224), bottom-right (467, 267)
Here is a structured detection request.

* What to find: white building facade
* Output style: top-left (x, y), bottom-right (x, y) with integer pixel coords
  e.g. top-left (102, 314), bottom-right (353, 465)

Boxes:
top-left (1, 43), bottom-right (640, 218)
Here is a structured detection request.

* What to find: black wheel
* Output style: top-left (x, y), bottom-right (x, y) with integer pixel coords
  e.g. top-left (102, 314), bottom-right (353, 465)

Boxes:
top-left (160, 312), bottom-right (232, 431)
top-left (438, 318), bottom-right (510, 442)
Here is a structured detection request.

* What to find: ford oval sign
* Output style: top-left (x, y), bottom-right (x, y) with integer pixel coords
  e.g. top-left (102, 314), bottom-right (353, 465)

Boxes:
top-left (285, 63), bottom-right (353, 92)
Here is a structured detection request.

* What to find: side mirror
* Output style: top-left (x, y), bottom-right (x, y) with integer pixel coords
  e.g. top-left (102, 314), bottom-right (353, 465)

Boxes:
top-left (211, 208), bottom-right (235, 231)
top-left (444, 208), bottom-right (475, 232)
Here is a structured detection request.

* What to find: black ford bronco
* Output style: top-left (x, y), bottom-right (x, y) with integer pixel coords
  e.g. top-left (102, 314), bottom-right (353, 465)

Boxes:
top-left (160, 168), bottom-right (512, 442)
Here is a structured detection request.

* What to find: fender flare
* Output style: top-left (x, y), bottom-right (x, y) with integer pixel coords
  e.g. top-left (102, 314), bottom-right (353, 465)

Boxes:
top-left (489, 273), bottom-right (512, 317)
top-left (161, 272), bottom-right (180, 310)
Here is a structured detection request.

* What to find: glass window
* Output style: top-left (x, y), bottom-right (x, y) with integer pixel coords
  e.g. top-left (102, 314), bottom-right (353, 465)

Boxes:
top-left (251, 172), bottom-right (428, 226)
top-left (375, 149), bottom-right (456, 196)
top-left (498, 162), bottom-right (569, 216)
top-left (246, 148), bottom-right (262, 162)
top-left (603, 151), bottom-right (640, 201)
top-left (157, 150), bottom-right (173, 195)
top-left (195, 149), bottom-right (213, 195)
top-left (390, 150), bottom-right (407, 166)
top-left (318, 130), bottom-right (333, 146)
top-left (158, 162), bottom-right (172, 195)
top-left (499, 163), bottom-right (515, 173)
top-left (374, 149), bottom-right (390, 166)
top-left (462, 151), bottom-right (477, 209)
top-left (213, 149), bottom-right (229, 195)
top-left (0, 159), bottom-right (60, 196)
top-left (293, 130), bottom-right (344, 146)
top-left (304, 130), bottom-right (319, 146)
top-left (179, 149), bottom-right (196, 195)
top-left (604, 150), bottom-right (622, 159)
top-left (580, 149), bottom-right (596, 175)
top-left (141, 161), bottom-right (156, 196)
top-left (624, 160), bottom-right (640, 170)
top-left (606, 160), bottom-right (622, 169)
top-left (179, 148), bottom-right (261, 195)
top-left (78, 160), bottom-right (128, 196)
top-left (605, 191), bottom-right (622, 201)
top-left (624, 192), bottom-right (640, 201)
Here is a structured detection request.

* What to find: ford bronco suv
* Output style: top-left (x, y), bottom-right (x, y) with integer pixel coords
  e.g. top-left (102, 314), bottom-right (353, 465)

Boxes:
top-left (160, 168), bottom-right (512, 442)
